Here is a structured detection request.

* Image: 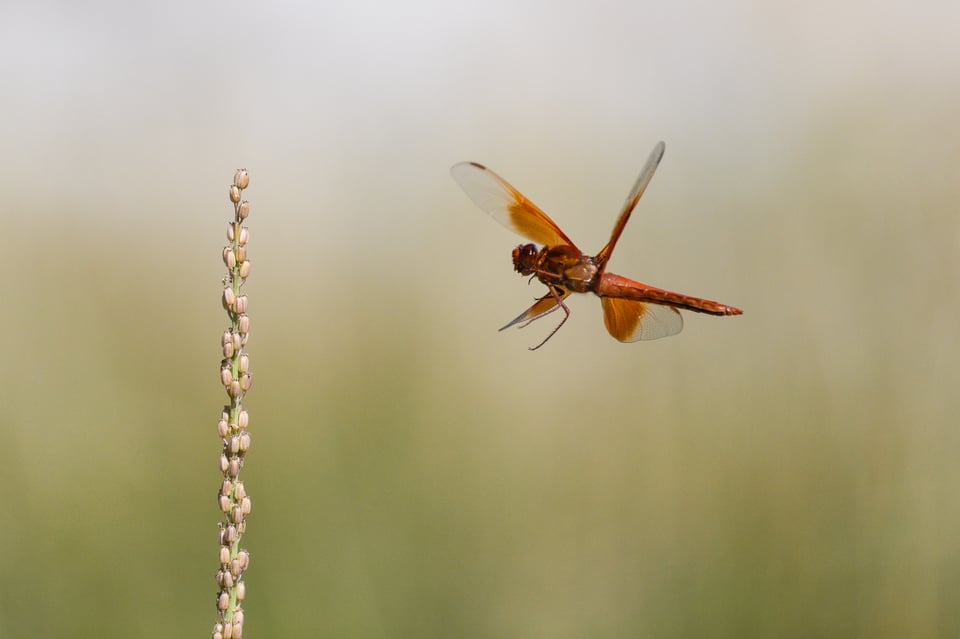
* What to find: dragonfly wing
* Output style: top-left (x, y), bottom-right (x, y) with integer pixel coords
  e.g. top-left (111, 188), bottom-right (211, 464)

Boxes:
top-left (500, 288), bottom-right (571, 331)
top-left (451, 161), bottom-right (577, 249)
top-left (595, 141), bottom-right (666, 270)
top-left (600, 296), bottom-right (682, 342)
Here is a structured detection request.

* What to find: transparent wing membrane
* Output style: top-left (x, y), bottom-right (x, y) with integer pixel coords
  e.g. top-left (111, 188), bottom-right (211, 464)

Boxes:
top-left (595, 141), bottom-right (666, 270)
top-left (600, 296), bottom-right (682, 342)
top-left (451, 162), bottom-right (577, 249)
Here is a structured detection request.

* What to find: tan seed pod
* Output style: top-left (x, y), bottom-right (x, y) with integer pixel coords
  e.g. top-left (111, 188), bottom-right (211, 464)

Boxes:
top-left (233, 169), bottom-right (249, 190)
top-left (216, 569), bottom-right (230, 587)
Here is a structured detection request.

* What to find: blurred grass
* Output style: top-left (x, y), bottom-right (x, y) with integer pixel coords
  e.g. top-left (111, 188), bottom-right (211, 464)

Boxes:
top-left (1, 114), bottom-right (958, 637)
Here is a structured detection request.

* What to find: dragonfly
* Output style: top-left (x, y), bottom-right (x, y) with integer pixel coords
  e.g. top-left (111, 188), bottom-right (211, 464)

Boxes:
top-left (450, 141), bottom-right (742, 350)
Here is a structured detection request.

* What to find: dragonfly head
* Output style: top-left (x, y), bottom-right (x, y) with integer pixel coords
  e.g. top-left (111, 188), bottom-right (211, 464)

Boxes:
top-left (512, 244), bottom-right (539, 276)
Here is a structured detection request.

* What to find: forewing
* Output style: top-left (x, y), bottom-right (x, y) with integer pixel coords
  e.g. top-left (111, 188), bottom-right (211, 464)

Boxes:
top-left (451, 161), bottom-right (577, 249)
top-left (595, 141), bottom-right (666, 269)
top-left (499, 288), bottom-right (571, 331)
top-left (600, 296), bottom-right (682, 342)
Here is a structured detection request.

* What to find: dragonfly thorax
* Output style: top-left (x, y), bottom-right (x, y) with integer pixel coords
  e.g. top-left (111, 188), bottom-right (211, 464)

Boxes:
top-left (561, 256), bottom-right (599, 293)
top-left (512, 243), bottom-right (599, 293)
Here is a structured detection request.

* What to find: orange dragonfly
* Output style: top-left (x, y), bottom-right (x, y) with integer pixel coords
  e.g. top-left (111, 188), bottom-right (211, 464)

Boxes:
top-left (451, 141), bottom-right (742, 350)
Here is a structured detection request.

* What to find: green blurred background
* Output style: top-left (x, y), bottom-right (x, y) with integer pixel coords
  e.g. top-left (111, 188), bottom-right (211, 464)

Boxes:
top-left (1, 1), bottom-right (958, 637)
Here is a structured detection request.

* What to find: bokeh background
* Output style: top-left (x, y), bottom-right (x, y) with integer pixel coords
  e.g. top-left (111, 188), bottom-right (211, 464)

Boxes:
top-left (1, 1), bottom-right (958, 637)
